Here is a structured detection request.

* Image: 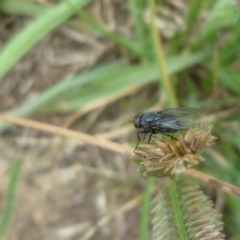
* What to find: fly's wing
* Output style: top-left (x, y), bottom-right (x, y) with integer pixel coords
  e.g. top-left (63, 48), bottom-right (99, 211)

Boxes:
top-left (156, 108), bottom-right (199, 130)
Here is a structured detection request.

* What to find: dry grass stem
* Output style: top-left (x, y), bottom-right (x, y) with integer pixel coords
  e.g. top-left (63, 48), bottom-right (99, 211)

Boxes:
top-left (185, 169), bottom-right (240, 198)
top-left (0, 114), bottom-right (133, 157)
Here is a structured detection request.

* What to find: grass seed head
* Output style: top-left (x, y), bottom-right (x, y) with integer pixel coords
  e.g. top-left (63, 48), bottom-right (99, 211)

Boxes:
top-left (134, 125), bottom-right (217, 177)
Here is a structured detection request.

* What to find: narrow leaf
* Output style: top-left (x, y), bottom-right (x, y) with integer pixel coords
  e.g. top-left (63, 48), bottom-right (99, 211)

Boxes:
top-left (0, 0), bottom-right (91, 79)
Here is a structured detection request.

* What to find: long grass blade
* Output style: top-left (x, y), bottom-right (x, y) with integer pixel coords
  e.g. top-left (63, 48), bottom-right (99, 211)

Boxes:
top-left (0, 0), bottom-right (91, 79)
top-left (0, 161), bottom-right (23, 239)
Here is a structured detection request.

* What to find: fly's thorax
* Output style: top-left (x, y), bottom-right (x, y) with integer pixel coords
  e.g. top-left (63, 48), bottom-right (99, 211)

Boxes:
top-left (141, 112), bottom-right (160, 123)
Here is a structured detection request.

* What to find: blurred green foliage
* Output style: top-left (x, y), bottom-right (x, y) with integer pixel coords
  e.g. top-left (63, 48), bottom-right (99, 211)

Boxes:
top-left (0, 0), bottom-right (240, 239)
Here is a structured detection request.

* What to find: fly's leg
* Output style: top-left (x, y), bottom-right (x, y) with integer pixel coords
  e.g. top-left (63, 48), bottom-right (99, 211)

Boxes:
top-left (147, 132), bottom-right (153, 143)
top-left (134, 131), bottom-right (148, 153)
top-left (162, 133), bottom-right (177, 141)
top-left (133, 142), bottom-right (140, 153)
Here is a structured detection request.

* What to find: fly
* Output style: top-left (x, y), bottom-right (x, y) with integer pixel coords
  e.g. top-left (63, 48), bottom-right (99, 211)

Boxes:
top-left (132, 107), bottom-right (199, 151)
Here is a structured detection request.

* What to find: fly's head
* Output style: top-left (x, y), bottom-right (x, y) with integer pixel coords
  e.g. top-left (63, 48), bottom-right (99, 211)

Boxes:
top-left (132, 113), bottom-right (143, 129)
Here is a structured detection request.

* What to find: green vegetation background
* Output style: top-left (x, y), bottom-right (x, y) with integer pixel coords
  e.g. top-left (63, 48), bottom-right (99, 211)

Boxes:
top-left (0, 0), bottom-right (239, 239)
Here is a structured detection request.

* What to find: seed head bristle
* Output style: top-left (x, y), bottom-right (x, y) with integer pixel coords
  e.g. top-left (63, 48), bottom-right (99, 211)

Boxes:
top-left (134, 125), bottom-right (216, 177)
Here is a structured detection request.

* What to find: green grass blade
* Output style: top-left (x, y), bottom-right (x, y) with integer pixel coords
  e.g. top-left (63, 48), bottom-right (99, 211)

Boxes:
top-left (0, 60), bottom-right (126, 131)
top-left (0, 52), bottom-right (206, 131)
top-left (218, 67), bottom-right (240, 95)
top-left (168, 179), bottom-right (189, 239)
top-left (148, 0), bottom-right (177, 108)
top-left (0, 51), bottom-right (206, 131)
top-left (186, 1), bottom-right (205, 29)
top-left (197, 0), bottom-right (238, 44)
top-left (1, 0), bottom-right (45, 16)
top-left (140, 178), bottom-right (155, 240)
top-left (58, 51), bottom-right (207, 112)
top-left (0, 161), bottom-right (23, 240)
top-left (128, 0), bottom-right (150, 60)
top-left (226, 195), bottom-right (240, 238)
top-left (0, 0), bottom-right (91, 79)
top-left (77, 11), bottom-right (144, 58)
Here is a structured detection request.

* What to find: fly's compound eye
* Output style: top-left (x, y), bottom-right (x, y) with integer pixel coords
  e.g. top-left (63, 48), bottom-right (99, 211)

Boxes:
top-left (133, 114), bottom-right (142, 128)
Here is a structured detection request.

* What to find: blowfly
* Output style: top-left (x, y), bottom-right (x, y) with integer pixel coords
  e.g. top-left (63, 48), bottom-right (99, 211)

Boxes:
top-left (132, 107), bottom-right (199, 151)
